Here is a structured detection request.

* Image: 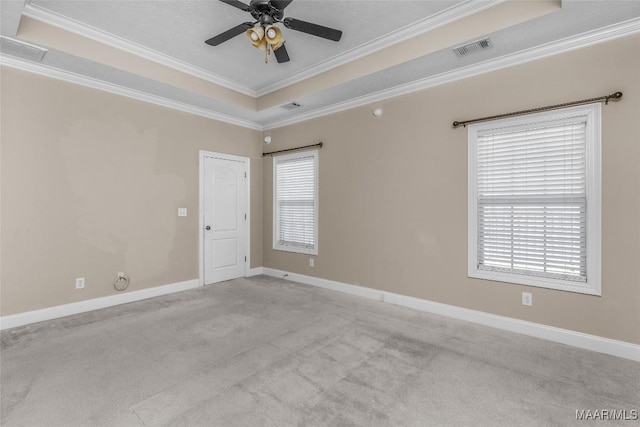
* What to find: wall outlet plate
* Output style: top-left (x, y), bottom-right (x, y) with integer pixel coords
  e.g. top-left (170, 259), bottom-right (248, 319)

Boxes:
top-left (75, 277), bottom-right (85, 290)
top-left (309, 258), bottom-right (315, 267)
top-left (522, 292), bottom-right (533, 306)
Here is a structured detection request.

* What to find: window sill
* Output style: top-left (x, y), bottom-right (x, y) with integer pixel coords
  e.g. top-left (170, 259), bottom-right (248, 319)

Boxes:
top-left (273, 244), bottom-right (318, 256)
top-left (468, 268), bottom-right (601, 296)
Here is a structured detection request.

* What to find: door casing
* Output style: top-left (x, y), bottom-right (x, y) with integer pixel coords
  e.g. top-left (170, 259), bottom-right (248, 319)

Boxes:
top-left (199, 150), bottom-right (250, 286)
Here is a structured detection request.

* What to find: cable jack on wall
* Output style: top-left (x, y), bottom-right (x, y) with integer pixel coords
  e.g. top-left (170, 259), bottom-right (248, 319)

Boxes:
top-left (114, 272), bottom-right (130, 292)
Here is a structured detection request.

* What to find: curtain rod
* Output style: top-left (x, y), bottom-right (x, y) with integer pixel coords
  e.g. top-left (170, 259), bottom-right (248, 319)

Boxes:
top-left (262, 142), bottom-right (323, 157)
top-left (452, 91), bottom-right (623, 128)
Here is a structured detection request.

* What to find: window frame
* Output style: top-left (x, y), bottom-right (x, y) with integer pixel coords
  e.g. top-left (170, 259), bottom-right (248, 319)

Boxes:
top-left (468, 104), bottom-right (601, 295)
top-left (272, 150), bottom-right (319, 255)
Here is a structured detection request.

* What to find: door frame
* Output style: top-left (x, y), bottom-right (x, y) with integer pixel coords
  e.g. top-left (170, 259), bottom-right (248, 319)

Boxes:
top-left (198, 150), bottom-right (251, 286)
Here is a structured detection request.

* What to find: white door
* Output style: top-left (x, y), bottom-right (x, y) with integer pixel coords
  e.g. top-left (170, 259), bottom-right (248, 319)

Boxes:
top-left (203, 155), bottom-right (248, 284)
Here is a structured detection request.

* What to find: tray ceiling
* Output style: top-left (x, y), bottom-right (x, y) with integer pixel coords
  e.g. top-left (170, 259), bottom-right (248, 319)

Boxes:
top-left (1, 0), bottom-right (639, 130)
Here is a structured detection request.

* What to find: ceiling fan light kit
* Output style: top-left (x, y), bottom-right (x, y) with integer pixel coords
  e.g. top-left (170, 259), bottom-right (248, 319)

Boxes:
top-left (246, 23), bottom-right (285, 62)
top-left (206, 0), bottom-right (342, 64)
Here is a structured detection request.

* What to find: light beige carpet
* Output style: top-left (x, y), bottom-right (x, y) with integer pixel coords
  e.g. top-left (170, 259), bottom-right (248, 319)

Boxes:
top-left (2, 275), bottom-right (639, 426)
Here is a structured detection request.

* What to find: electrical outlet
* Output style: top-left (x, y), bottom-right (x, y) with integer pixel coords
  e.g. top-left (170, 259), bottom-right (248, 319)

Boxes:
top-left (522, 292), bottom-right (533, 306)
top-left (177, 208), bottom-right (187, 217)
top-left (75, 277), bottom-right (85, 290)
top-left (309, 258), bottom-right (315, 267)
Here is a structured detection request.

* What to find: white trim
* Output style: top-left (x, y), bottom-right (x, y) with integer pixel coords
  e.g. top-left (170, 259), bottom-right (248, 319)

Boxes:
top-left (467, 104), bottom-right (601, 295)
top-left (247, 267), bottom-right (264, 277)
top-left (262, 17), bottom-right (640, 130)
top-left (0, 279), bottom-right (200, 331)
top-left (198, 151), bottom-right (251, 286)
top-left (246, 158), bottom-right (252, 274)
top-left (21, 2), bottom-right (256, 97)
top-left (4, 15), bottom-right (638, 131)
top-left (255, 0), bottom-right (502, 96)
top-left (0, 54), bottom-right (263, 131)
top-left (199, 152), bottom-right (205, 286)
top-left (20, 0), bottom-right (499, 98)
top-left (260, 268), bottom-right (640, 362)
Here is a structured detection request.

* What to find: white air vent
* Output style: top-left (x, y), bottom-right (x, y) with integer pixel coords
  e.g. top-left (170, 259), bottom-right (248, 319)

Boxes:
top-left (0, 36), bottom-right (48, 62)
top-left (453, 38), bottom-right (493, 57)
top-left (281, 102), bottom-right (302, 110)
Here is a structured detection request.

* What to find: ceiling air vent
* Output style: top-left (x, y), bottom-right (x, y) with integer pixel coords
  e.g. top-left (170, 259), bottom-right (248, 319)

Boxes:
top-left (0, 36), bottom-right (48, 62)
top-left (453, 38), bottom-right (493, 57)
top-left (280, 102), bottom-right (302, 110)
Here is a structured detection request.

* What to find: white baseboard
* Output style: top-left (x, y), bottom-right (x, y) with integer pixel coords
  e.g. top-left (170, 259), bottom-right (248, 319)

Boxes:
top-left (261, 268), bottom-right (640, 362)
top-left (0, 279), bottom-right (200, 331)
top-left (247, 267), bottom-right (264, 277)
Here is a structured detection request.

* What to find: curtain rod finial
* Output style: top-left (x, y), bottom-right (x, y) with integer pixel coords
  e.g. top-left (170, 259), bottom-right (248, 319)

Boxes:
top-left (606, 91), bottom-right (623, 104)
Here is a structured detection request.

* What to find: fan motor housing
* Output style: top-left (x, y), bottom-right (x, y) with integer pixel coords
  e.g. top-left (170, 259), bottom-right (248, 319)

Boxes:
top-left (249, 0), bottom-right (284, 22)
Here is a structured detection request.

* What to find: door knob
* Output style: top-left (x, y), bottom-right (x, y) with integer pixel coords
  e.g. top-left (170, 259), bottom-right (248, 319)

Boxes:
top-left (205, 226), bottom-right (211, 230)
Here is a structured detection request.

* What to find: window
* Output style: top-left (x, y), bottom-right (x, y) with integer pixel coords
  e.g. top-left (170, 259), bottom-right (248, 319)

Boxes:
top-left (468, 104), bottom-right (601, 295)
top-left (273, 150), bottom-right (318, 255)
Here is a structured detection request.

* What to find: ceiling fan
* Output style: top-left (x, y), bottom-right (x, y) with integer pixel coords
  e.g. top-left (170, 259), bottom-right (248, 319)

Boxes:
top-left (205, 0), bottom-right (342, 63)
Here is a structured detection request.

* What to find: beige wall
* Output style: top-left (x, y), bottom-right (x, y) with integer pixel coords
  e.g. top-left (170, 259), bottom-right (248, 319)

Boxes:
top-left (263, 35), bottom-right (640, 344)
top-left (0, 67), bottom-right (262, 315)
top-left (1, 35), bottom-right (638, 345)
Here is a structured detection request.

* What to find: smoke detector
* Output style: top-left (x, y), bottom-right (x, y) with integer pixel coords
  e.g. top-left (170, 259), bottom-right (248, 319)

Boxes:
top-left (0, 36), bottom-right (48, 62)
top-left (453, 38), bottom-right (493, 57)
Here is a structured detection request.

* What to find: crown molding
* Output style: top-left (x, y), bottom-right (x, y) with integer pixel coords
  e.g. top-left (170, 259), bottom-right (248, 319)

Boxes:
top-left (20, 1), bottom-right (502, 99)
top-left (255, 0), bottom-right (503, 96)
top-left (21, 2), bottom-right (257, 97)
top-left (262, 17), bottom-right (640, 130)
top-left (3, 16), bottom-right (638, 133)
top-left (0, 54), bottom-right (263, 131)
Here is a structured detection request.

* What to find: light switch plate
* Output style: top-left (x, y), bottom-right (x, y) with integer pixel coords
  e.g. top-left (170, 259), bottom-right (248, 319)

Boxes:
top-left (178, 208), bottom-right (187, 217)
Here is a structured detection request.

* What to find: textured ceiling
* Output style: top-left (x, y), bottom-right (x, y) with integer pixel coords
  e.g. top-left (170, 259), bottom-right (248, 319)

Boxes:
top-left (1, 1), bottom-right (639, 129)
top-left (29, 0), bottom-right (465, 91)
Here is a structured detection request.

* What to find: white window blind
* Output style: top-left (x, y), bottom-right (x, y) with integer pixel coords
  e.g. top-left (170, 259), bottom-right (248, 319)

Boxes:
top-left (477, 121), bottom-right (587, 282)
top-left (273, 151), bottom-right (318, 254)
top-left (468, 104), bottom-right (601, 295)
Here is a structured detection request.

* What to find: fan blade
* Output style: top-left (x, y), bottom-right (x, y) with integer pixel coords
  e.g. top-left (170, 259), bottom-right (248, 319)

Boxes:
top-left (283, 17), bottom-right (342, 41)
top-left (273, 43), bottom-right (290, 63)
top-left (219, 0), bottom-right (250, 11)
top-left (205, 22), bottom-right (253, 46)
top-left (270, 0), bottom-right (293, 10)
